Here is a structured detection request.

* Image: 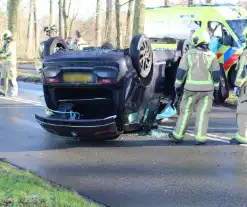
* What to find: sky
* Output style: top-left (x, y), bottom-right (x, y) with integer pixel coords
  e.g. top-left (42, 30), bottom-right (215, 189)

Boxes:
top-left (0, 0), bottom-right (242, 21)
top-left (19, 0), bottom-right (240, 19)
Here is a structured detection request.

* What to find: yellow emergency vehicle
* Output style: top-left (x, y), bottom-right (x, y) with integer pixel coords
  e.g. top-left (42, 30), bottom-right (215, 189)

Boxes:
top-left (145, 3), bottom-right (247, 102)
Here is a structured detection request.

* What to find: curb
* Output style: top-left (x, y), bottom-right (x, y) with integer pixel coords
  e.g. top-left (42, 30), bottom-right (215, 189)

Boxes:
top-left (0, 158), bottom-right (109, 207)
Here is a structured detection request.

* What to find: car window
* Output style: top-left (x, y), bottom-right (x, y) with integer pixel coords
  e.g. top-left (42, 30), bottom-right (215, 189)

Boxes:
top-left (208, 21), bottom-right (237, 47)
top-left (145, 19), bottom-right (201, 40)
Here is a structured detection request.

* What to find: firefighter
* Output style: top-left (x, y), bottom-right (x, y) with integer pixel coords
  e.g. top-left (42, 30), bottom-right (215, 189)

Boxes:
top-left (168, 29), bottom-right (221, 145)
top-left (0, 30), bottom-right (18, 96)
top-left (73, 30), bottom-right (88, 50)
top-left (35, 24), bottom-right (58, 73)
top-left (230, 28), bottom-right (247, 144)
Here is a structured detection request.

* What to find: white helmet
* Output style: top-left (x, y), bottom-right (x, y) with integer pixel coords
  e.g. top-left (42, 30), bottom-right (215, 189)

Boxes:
top-left (1, 30), bottom-right (12, 40)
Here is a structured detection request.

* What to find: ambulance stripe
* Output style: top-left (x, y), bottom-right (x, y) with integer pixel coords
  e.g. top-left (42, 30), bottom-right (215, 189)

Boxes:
top-left (224, 48), bottom-right (236, 63)
top-left (223, 54), bottom-right (241, 71)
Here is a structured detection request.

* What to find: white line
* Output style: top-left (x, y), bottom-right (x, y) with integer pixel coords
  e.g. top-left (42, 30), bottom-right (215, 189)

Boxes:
top-left (0, 96), bottom-right (43, 106)
top-left (0, 106), bottom-right (41, 108)
top-left (158, 127), bottom-right (230, 143)
top-left (207, 133), bottom-right (231, 140)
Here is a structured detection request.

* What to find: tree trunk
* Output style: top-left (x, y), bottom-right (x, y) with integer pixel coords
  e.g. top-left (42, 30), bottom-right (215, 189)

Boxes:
top-left (115, 0), bottom-right (121, 48)
top-left (7, 0), bottom-right (20, 41)
top-left (105, 0), bottom-right (113, 42)
top-left (125, 0), bottom-right (134, 47)
top-left (58, 0), bottom-right (63, 37)
top-left (26, 0), bottom-right (33, 59)
top-left (33, 0), bottom-right (38, 52)
top-left (206, 0), bottom-right (212, 3)
top-left (62, 0), bottom-right (71, 38)
top-left (133, 0), bottom-right (145, 36)
top-left (49, 0), bottom-right (54, 25)
top-left (96, 0), bottom-right (102, 46)
top-left (164, 0), bottom-right (169, 6)
top-left (188, 0), bottom-right (193, 5)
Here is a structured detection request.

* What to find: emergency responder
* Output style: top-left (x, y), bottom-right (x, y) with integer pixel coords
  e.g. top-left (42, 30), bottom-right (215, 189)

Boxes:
top-left (35, 24), bottom-right (58, 73)
top-left (230, 28), bottom-right (247, 144)
top-left (168, 29), bottom-right (221, 145)
top-left (73, 30), bottom-right (88, 50)
top-left (0, 30), bottom-right (18, 96)
top-left (208, 28), bottom-right (219, 54)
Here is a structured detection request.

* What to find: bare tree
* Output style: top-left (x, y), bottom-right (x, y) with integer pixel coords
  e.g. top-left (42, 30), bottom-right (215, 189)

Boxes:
top-left (96, 0), bottom-right (102, 46)
top-left (62, 0), bottom-right (71, 38)
top-left (33, 0), bottom-right (38, 52)
top-left (8, 0), bottom-right (20, 41)
top-left (115, 0), bottom-right (121, 48)
top-left (125, 0), bottom-right (134, 47)
top-left (133, 0), bottom-right (145, 35)
top-left (206, 0), bottom-right (212, 3)
top-left (105, 0), bottom-right (113, 42)
top-left (50, 0), bottom-right (54, 25)
top-left (164, 0), bottom-right (169, 6)
top-left (69, 10), bottom-right (78, 37)
top-left (58, 0), bottom-right (63, 37)
top-left (26, 0), bottom-right (33, 58)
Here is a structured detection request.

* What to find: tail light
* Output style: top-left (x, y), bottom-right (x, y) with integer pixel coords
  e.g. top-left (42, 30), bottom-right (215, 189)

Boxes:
top-left (43, 68), bottom-right (60, 83)
top-left (45, 77), bottom-right (60, 83)
top-left (97, 79), bottom-right (114, 84)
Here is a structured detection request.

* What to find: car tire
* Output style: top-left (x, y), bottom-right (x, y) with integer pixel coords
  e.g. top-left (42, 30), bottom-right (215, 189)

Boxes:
top-left (130, 34), bottom-right (153, 79)
top-left (218, 67), bottom-right (229, 103)
top-left (43, 37), bottom-right (68, 57)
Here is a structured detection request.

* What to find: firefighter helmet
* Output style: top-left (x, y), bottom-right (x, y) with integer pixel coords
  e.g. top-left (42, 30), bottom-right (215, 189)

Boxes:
top-left (191, 29), bottom-right (210, 46)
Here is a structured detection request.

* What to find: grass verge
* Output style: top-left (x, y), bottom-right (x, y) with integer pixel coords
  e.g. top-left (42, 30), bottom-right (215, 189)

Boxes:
top-left (17, 72), bottom-right (41, 83)
top-left (0, 161), bottom-right (101, 207)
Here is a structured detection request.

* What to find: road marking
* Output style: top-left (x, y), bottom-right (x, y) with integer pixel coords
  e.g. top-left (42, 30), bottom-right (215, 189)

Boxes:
top-left (158, 126), bottom-right (230, 143)
top-left (0, 96), bottom-right (43, 106)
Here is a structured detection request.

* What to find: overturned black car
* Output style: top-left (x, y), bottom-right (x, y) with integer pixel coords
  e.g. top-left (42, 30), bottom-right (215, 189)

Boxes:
top-left (35, 34), bottom-right (178, 140)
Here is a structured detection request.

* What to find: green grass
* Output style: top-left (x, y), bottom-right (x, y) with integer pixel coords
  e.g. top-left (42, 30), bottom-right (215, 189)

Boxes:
top-left (0, 162), bottom-right (100, 207)
top-left (18, 72), bottom-right (40, 79)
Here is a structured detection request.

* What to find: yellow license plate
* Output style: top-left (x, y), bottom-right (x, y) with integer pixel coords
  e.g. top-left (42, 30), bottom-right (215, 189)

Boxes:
top-left (63, 73), bottom-right (92, 83)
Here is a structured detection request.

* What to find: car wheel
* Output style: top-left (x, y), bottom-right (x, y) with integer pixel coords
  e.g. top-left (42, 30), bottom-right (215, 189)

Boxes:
top-left (43, 37), bottom-right (68, 57)
top-left (130, 34), bottom-right (153, 79)
top-left (218, 67), bottom-right (229, 103)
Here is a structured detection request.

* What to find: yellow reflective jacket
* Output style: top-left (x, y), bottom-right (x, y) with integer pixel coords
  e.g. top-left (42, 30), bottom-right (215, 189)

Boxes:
top-left (0, 40), bottom-right (17, 65)
top-left (175, 47), bottom-right (220, 91)
top-left (235, 49), bottom-right (247, 88)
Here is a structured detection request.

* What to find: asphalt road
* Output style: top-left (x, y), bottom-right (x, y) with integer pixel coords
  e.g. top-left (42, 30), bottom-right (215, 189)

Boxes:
top-left (0, 82), bottom-right (247, 207)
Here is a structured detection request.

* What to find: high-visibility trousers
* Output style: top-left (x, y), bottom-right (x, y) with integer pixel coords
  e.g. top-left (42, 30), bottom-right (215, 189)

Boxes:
top-left (172, 90), bottom-right (214, 142)
top-left (0, 61), bottom-right (18, 96)
top-left (236, 84), bottom-right (247, 143)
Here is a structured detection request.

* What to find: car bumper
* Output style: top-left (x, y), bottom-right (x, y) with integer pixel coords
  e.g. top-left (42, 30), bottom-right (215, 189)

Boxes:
top-left (35, 114), bottom-right (119, 139)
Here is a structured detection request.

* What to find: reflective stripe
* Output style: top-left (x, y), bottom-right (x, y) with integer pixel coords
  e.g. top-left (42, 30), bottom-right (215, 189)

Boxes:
top-left (187, 53), bottom-right (213, 84)
top-left (175, 97), bottom-right (193, 138)
top-left (235, 78), bottom-right (245, 87)
top-left (186, 80), bottom-right (212, 84)
top-left (205, 55), bottom-right (214, 80)
top-left (196, 95), bottom-right (209, 141)
top-left (236, 133), bottom-right (247, 143)
top-left (175, 79), bottom-right (183, 85)
top-left (235, 54), bottom-right (246, 87)
top-left (187, 54), bottom-right (192, 80)
top-left (214, 83), bottom-right (220, 88)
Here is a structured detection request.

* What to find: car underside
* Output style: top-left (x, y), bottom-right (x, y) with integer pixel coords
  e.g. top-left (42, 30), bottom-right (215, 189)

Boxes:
top-left (35, 34), bottom-right (177, 140)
